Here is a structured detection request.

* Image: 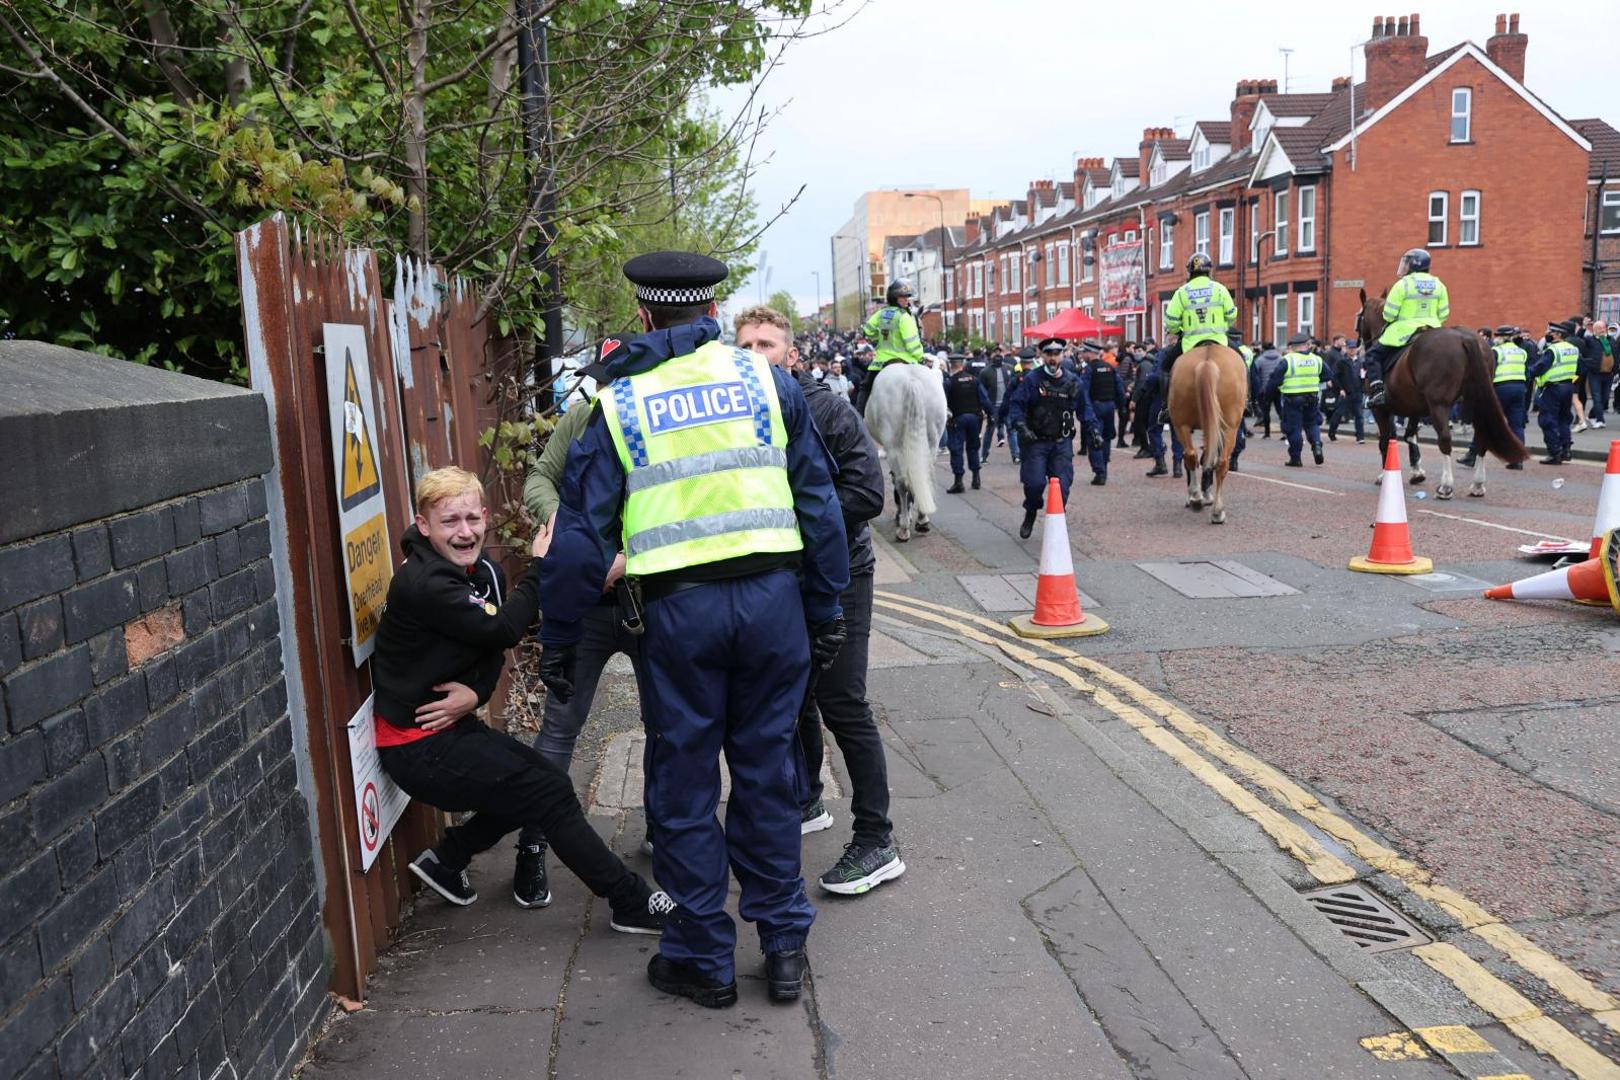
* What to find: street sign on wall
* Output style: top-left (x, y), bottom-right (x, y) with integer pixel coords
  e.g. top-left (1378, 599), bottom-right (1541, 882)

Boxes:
top-left (323, 323), bottom-right (393, 666)
top-left (345, 695), bottom-right (409, 872)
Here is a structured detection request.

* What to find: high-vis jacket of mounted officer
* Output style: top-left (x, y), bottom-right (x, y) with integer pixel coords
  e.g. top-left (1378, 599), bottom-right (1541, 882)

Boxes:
top-left (1537, 342), bottom-right (1581, 388)
top-left (1163, 275), bottom-right (1237, 348)
top-left (1492, 343), bottom-right (1528, 384)
top-left (862, 305), bottom-right (924, 369)
top-left (1379, 273), bottom-right (1450, 347)
top-left (1279, 352), bottom-right (1324, 395)
top-left (600, 340), bottom-right (801, 577)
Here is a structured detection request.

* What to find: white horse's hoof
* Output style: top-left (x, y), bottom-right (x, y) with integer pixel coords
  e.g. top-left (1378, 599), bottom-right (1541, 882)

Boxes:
top-left (894, 528), bottom-right (910, 543)
top-left (916, 517), bottom-right (931, 533)
top-left (1211, 510), bottom-right (1227, 524)
top-left (1436, 486), bottom-right (1454, 500)
top-left (1468, 484), bottom-right (1486, 498)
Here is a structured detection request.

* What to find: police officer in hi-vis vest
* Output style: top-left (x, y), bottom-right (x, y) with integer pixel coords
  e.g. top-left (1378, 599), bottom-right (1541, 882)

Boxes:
top-left (855, 279), bottom-right (925, 415)
top-left (538, 252), bottom-right (851, 1010)
top-left (1529, 320), bottom-right (1582, 465)
top-left (1155, 253), bottom-right (1237, 385)
top-left (1364, 248), bottom-right (1450, 407)
top-left (1461, 326), bottom-right (1530, 471)
top-left (1265, 333), bottom-right (1327, 467)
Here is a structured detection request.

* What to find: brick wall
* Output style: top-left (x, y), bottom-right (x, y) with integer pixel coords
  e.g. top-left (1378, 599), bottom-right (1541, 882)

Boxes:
top-left (0, 343), bottom-right (327, 1080)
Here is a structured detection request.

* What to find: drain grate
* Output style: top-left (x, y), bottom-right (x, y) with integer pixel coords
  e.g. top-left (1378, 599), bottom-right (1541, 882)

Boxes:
top-left (1303, 884), bottom-right (1431, 954)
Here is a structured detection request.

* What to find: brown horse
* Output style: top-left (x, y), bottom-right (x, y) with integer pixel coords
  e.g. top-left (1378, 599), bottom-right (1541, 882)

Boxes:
top-left (1167, 342), bottom-right (1249, 523)
top-left (1356, 289), bottom-right (1527, 498)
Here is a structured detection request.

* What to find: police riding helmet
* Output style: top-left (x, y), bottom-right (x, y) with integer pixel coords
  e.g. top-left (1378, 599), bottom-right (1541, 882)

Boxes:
top-left (1397, 248), bottom-right (1430, 276)
top-left (1186, 252), bottom-right (1213, 278)
top-left (886, 279), bottom-right (915, 306)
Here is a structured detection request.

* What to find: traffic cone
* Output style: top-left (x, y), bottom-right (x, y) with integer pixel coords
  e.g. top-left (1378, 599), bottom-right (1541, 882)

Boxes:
top-left (1485, 527), bottom-right (1620, 612)
top-left (1009, 478), bottom-right (1109, 639)
top-left (1588, 440), bottom-right (1620, 558)
top-left (1348, 442), bottom-right (1434, 575)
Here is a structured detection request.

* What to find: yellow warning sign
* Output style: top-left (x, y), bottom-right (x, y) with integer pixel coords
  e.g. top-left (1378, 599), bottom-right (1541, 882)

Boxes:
top-left (340, 348), bottom-right (382, 511)
top-left (343, 512), bottom-right (392, 651)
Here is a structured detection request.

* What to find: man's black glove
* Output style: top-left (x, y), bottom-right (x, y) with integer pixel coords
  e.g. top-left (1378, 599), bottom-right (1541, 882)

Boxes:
top-left (538, 645), bottom-right (577, 704)
top-left (1016, 422), bottom-right (1037, 445)
top-left (809, 617), bottom-right (847, 671)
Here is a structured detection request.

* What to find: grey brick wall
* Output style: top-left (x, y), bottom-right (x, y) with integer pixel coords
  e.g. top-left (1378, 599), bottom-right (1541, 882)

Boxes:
top-left (1, 345), bottom-right (327, 1080)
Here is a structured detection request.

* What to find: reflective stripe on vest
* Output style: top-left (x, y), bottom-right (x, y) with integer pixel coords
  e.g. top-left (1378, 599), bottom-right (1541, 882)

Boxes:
top-left (601, 340), bottom-right (801, 576)
top-left (1539, 341), bottom-right (1580, 386)
top-left (1279, 352), bottom-right (1322, 394)
top-left (1492, 343), bottom-right (1527, 384)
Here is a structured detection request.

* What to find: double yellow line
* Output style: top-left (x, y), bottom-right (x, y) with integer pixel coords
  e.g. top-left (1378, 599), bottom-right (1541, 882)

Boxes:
top-left (873, 589), bottom-right (1620, 1080)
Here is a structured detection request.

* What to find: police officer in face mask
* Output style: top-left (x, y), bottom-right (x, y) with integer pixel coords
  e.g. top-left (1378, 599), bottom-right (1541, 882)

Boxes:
top-left (944, 355), bottom-right (993, 492)
top-left (1075, 340), bottom-right (1124, 485)
top-left (1006, 338), bottom-right (1093, 537)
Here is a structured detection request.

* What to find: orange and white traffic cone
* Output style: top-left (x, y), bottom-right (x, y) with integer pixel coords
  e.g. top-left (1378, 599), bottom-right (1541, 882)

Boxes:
top-left (1484, 527), bottom-right (1620, 612)
top-left (1349, 442), bottom-right (1434, 575)
top-left (1009, 478), bottom-right (1109, 639)
top-left (1587, 440), bottom-right (1620, 558)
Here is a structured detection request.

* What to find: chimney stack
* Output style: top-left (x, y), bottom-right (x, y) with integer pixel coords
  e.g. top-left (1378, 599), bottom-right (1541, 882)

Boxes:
top-left (1486, 11), bottom-right (1528, 84)
top-left (1331, 75), bottom-right (1351, 91)
top-left (1230, 80), bottom-right (1266, 148)
top-left (1365, 11), bottom-right (1429, 109)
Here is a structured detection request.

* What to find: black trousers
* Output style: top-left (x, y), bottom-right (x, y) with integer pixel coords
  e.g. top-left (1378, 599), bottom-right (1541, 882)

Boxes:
top-left (796, 573), bottom-right (893, 848)
top-left (380, 721), bottom-right (645, 909)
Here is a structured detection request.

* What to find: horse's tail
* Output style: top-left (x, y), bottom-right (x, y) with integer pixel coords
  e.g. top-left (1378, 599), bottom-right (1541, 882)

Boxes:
top-left (900, 370), bottom-right (938, 518)
top-left (1197, 355), bottom-right (1225, 470)
top-left (1459, 332), bottom-right (1528, 464)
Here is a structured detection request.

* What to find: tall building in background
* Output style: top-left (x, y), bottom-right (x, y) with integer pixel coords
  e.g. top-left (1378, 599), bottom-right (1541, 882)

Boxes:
top-left (831, 189), bottom-right (972, 328)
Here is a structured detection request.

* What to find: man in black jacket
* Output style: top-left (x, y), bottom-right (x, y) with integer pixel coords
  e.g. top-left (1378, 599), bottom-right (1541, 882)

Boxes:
top-left (373, 467), bottom-right (673, 933)
top-left (734, 306), bottom-right (905, 898)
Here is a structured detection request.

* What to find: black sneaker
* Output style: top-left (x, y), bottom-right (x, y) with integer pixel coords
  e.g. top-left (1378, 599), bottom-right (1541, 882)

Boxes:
top-left (647, 954), bottom-right (738, 1009)
top-left (410, 850), bottom-right (477, 906)
top-left (611, 888), bottom-right (677, 935)
top-left (801, 799), bottom-right (834, 835)
top-left (513, 843), bottom-right (551, 908)
top-left (765, 949), bottom-right (807, 1003)
top-left (818, 841), bottom-right (905, 896)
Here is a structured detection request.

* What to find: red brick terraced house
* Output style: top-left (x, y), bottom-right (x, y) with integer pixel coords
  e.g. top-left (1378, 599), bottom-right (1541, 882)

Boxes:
top-left (946, 12), bottom-right (1605, 351)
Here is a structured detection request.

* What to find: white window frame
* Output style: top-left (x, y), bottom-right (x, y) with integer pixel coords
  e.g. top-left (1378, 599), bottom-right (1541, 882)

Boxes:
top-left (1428, 191), bottom-right (1449, 246)
top-left (1151, 160), bottom-right (1166, 187)
top-left (1011, 255), bottom-right (1022, 294)
top-left (1597, 294), bottom-right (1620, 323)
top-left (1297, 292), bottom-right (1316, 339)
top-left (1459, 190), bottom-right (1481, 246)
top-left (942, 272), bottom-right (952, 302)
top-left (1081, 297), bottom-right (1096, 316)
top-left (1249, 200), bottom-right (1260, 263)
top-left (1081, 236), bottom-right (1095, 282)
top-left (1603, 190), bottom-right (1620, 235)
top-left (1056, 241), bottom-right (1071, 286)
top-left (1297, 186), bottom-right (1317, 252)
top-left (1218, 207), bottom-right (1235, 265)
top-left (1044, 243), bottom-right (1055, 287)
top-left (1272, 294), bottom-right (1288, 344)
top-left (1194, 211), bottom-right (1211, 256)
top-left (1158, 220), bottom-right (1174, 270)
top-left (1194, 143), bottom-right (1210, 171)
top-left (1251, 304), bottom-right (1263, 344)
top-left (1450, 88), bottom-right (1472, 143)
top-left (1273, 190), bottom-right (1289, 255)
top-left (998, 255), bottom-right (1008, 294)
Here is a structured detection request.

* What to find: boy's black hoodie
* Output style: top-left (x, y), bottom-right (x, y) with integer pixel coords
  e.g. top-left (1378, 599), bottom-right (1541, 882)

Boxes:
top-left (372, 525), bottom-right (541, 730)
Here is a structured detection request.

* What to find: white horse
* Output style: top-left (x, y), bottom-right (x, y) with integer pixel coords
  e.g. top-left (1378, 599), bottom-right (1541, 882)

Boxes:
top-left (864, 362), bottom-right (948, 542)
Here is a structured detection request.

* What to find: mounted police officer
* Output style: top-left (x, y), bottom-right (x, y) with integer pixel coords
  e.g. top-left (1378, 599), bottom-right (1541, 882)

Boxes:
top-left (1364, 249), bottom-right (1451, 407)
top-left (1530, 320), bottom-right (1582, 465)
top-left (1076, 340), bottom-right (1124, 485)
top-left (1461, 326), bottom-right (1530, 470)
top-left (537, 252), bottom-right (850, 1009)
top-left (944, 355), bottom-right (992, 492)
top-left (1007, 338), bottom-right (1092, 538)
top-left (1265, 333), bottom-right (1326, 467)
top-left (856, 279), bottom-right (924, 415)
top-left (1156, 253), bottom-right (1237, 385)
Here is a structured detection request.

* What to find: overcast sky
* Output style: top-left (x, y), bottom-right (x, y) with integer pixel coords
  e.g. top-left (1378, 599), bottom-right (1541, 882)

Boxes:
top-left (712, 0), bottom-right (1610, 320)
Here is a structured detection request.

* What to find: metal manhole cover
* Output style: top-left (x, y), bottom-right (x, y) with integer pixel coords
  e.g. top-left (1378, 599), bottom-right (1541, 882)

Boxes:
top-left (1302, 884), bottom-right (1431, 954)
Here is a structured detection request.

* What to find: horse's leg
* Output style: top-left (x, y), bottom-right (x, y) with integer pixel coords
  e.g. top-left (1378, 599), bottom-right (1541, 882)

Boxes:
top-left (1184, 430), bottom-right (1202, 508)
top-left (894, 476), bottom-right (912, 542)
top-left (1469, 450), bottom-right (1487, 498)
top-left (1432, 405), bottom-right (1455, 499)
top-left (1375, 409), bottom-right (1394, 485)
top-left (1405, 417), bottom-right (1426, 486)
top-left (1210, 429), bottom-right (1230, 525)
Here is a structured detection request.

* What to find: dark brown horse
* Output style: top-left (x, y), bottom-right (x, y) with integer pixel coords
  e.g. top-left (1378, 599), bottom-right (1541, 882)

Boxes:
top-left (1356, 289), bottom-right (1527, 498)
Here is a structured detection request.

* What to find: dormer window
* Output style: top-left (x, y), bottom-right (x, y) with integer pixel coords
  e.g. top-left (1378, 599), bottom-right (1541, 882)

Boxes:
top-left (1194, 144), bottom-right (1210, 171)
top-left (1251, 104), bottom-right (1273, 154)
top-left (1151, 159), bottom-right (1166, 187)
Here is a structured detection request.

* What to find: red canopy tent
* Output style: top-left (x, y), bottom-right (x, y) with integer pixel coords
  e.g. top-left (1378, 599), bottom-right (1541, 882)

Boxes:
top-left (1022, 309), bottom-right (1124, 340)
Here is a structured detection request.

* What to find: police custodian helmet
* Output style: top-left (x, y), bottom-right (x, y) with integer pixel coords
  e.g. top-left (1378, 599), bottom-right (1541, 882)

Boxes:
top-left (1397, 248), bottom-right (1430, 276)
top-left (886, 279), bottom-right (915, 305)
top-left (1186, 252), bottom-right (1213, 278)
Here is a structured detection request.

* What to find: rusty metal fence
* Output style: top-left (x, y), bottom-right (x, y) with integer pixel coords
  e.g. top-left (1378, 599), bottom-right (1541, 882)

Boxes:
top-left (236, 212), bottom-right (518, 999)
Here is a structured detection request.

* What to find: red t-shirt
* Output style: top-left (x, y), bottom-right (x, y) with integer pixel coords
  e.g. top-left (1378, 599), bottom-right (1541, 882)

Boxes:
top-left (373, 712), bottom-right (435, 747)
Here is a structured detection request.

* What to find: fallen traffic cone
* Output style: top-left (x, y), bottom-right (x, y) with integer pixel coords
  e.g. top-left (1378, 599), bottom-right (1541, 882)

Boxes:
top-left (1485, 527), bottom-right (1620, 612)
top-left (1588, 440), bottom-right (1620, 558)
top-left (1009, 478), bottom-right (1109, 639)
top-left (1349, 442), bottom-right (1434, 575)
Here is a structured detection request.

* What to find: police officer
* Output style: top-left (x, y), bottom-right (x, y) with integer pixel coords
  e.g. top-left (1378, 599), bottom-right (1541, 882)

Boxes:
top-left (1529, 320), bottom-right (1582, 465)
top-left (1461, 326), bottom-right (1530, 470)
top-left (1364, 249), bottom-right (1451, 407)
top-left (1076, 340), bottom-right (1124, 485)
top-left (1227, 328), bottom-right (1252, 472)
top-left (944, 355), bottom-right (992, 492)
top-left (856, 280), bottom-right (924, 414)
top-left (1135, 350), bottom-right (1171, 477)
top-left (1008, 338), bottom-right (1091, 537)
top-left (1156, 253), bottom-right (1238, 385)
top-left (538, 252), bottom-right (851, 1009)
top-left (1266, 333), bottom-right (1326, 467)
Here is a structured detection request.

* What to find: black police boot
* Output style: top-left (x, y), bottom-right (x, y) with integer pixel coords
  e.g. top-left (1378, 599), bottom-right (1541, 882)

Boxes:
top-left (1365, 380), bottom-right (1387, 408)
top-left (1172, 459), bottom-right (1183, 479)
top-left (1019, 509), bottom-right (1037, 539)
top-left (765, 949), bottom-right (807, 1003)
top-left (1560, 448), bottom-right (1573, 463)
top-left (1090, 472), bottom-right (1106, 485)
top-left (1285, 457), bottom-right (1303, 467)
top-left (1539, 452), bottom-right (1561, 465)
top-left (971, 470), bottom-right (981, 490)
top-left (1312, 443), bottom-right (1325, 465)
top-left (947, 476), bottom-right (965, 494)
top-left (1228, 458), bottom-right (1240, 471)
top-left (1146, 456), bottom-right (1168, 478)
top-left (1458, 451), bottom-right (1478, 468)
top-left (1133, 446), bottom-right (1151, 459)
top-left (648, 955), bottom-right (738, 1009)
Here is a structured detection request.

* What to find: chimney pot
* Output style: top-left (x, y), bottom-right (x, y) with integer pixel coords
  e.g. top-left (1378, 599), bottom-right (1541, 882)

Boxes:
top-left (1509, 12), bottom-right (1519, 32)
top-left (1410, 13), bottom-right (1420, 35)
top-left (1372, 15), bottom-right (1383, 35)
top-left (1385, 13), bottom-right (1396, 34)
top-left (1494, 13), bottom-right (1505, 33)
top-left (1397, 15), bottom-right (1409, 35)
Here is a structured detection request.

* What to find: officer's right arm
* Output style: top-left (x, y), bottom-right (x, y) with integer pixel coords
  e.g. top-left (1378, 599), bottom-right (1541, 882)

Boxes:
top-left (537, 411), bottom-right (623, 647)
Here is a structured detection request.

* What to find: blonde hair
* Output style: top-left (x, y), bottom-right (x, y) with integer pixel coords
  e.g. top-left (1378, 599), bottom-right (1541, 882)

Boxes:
top-left (414, 466), bottom-right (484, 514)
top-left (734, 305), bottom-right (793, 337)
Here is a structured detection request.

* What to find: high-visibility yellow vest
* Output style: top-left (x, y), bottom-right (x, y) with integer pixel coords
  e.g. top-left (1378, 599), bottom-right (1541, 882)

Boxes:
top-left (863, 306), bottom-right (923, 368)
top-left (1492, 343), bottom-right (1527, 384)
top-left (1379, 272), bottom-right (1450, 346)
top-left (1238, 345), bottom-right (1254, 369)
top-left (600, 340), bottom-right (802, 576)
top-left (1163, 275), bottom-right (1237, 348)
top-left (1279, 352), bottom-right (1323, 395)
top-left (1536, 341), bottom-right (1580, 388)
